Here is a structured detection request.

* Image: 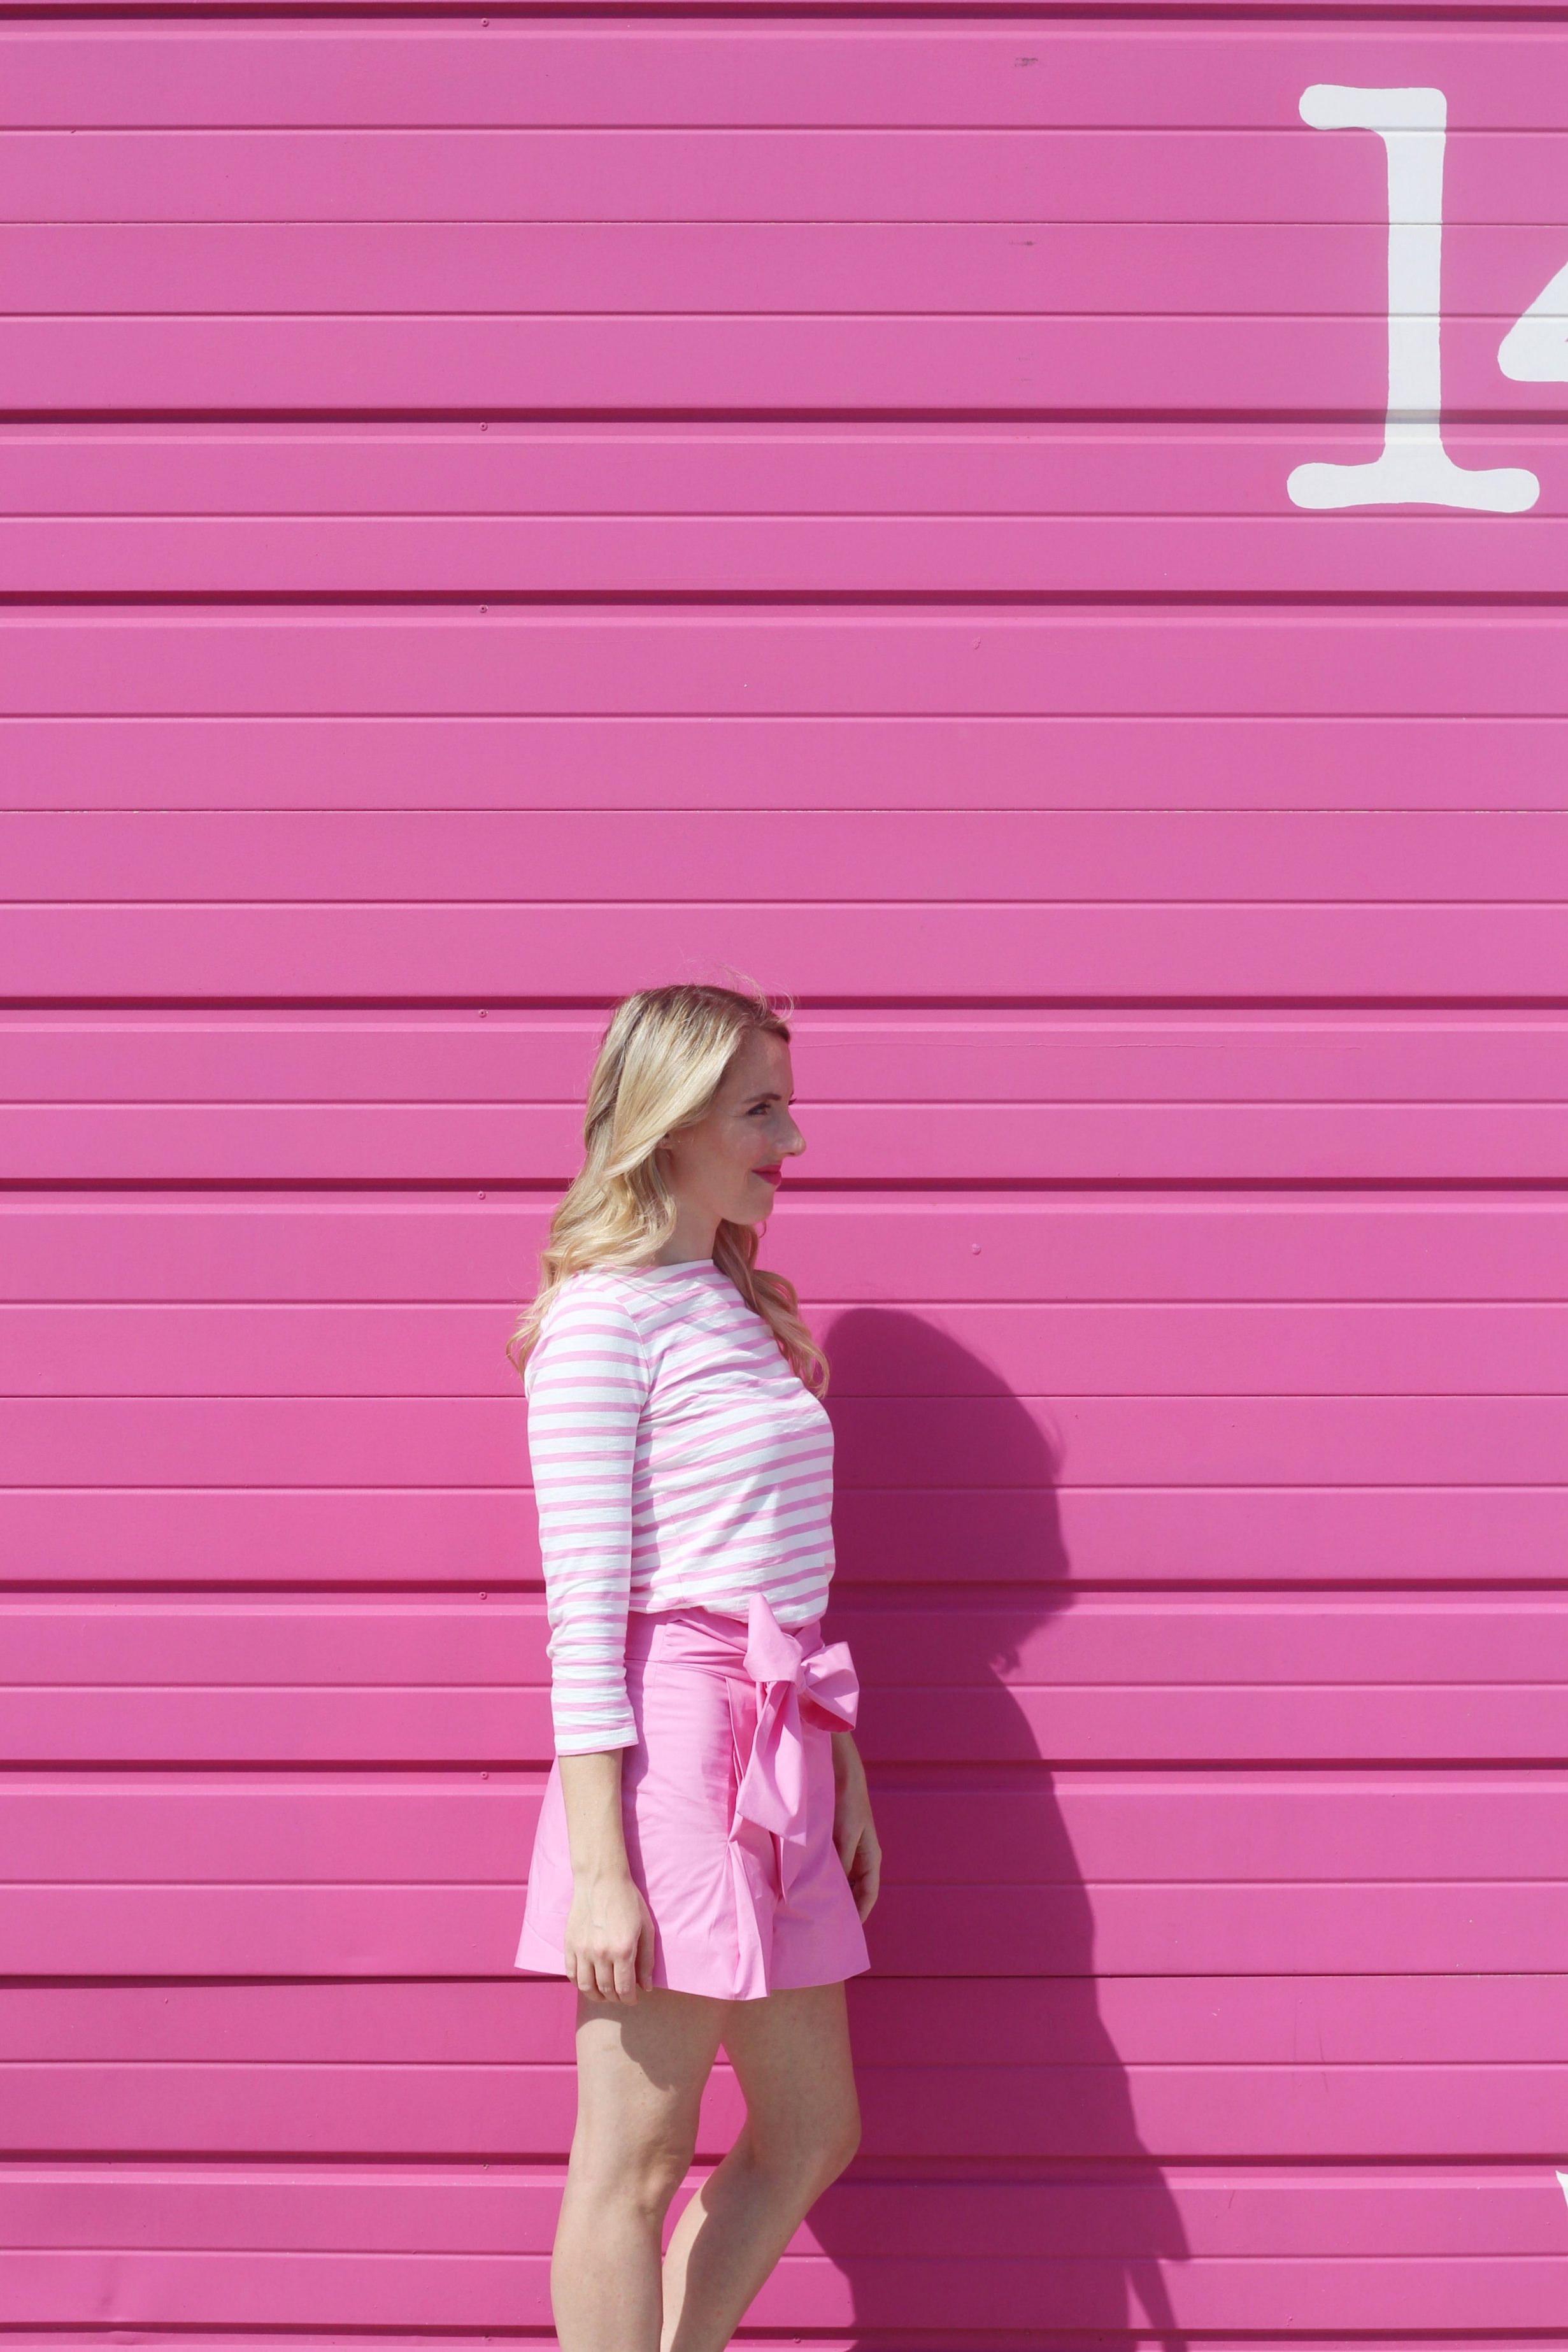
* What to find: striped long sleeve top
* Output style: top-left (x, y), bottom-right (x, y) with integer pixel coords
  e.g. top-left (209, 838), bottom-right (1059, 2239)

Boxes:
top-left (524, 1259), bottom-right (836, 1753)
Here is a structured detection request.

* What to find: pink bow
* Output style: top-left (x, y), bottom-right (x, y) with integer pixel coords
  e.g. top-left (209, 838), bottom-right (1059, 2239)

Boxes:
top-left (734, 1591), bottom-right (859, 1895)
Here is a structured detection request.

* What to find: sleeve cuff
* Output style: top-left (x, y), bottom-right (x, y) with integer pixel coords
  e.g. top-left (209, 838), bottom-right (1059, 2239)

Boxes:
top-left (553, 1723), bottom-right (638, 1756)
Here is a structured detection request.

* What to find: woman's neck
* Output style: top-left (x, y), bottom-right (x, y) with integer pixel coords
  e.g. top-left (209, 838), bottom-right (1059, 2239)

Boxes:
top-left (648, 1202), bottom-right (718, 1265)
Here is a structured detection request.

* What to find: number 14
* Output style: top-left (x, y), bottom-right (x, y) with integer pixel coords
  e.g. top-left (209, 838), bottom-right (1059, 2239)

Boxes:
top-left (1286, 84), bottom-right (1567, 512)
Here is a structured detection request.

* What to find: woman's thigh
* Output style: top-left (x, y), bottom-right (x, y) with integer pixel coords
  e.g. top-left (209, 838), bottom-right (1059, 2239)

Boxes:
top-left (571, 1987), bottom-right (729, 2188)
top-left (718, 1982), bottom-right (860, 2171)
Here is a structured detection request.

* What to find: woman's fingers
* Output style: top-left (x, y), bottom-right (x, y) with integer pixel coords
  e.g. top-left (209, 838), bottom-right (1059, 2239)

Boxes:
top-left (571, 1937), bottom-right (641, 2003)
top-left (566, 1939), bottom-right (627, 2002)
top-left (852, 1833), bottom-right (881, 1921)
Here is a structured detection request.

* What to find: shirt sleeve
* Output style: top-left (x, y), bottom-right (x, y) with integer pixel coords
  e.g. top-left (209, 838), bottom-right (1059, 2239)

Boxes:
top-left (524, 1281), bottom-right (649, 1755)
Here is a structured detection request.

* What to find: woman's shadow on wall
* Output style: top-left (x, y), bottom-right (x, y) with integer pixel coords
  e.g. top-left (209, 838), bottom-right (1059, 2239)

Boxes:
top-left (808, 1307), bottom-right (1189, 2350)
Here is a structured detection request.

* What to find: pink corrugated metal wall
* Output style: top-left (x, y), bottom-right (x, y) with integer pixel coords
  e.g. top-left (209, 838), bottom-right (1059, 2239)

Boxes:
top-left (6, 6), bottom-right (1568, 2342)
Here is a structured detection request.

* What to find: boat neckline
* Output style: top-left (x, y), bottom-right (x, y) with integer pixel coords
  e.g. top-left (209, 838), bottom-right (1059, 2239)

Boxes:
top-left (618, 1258), bottom-right (731, 1278)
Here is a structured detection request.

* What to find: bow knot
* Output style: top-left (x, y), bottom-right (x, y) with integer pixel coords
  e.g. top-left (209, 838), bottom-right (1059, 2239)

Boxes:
top-left (733, 1592), bottom-right (859, 1882)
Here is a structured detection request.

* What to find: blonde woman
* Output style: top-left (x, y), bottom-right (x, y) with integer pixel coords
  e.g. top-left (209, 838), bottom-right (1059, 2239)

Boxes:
top-left (510, 983), bottom-right (880, 2352)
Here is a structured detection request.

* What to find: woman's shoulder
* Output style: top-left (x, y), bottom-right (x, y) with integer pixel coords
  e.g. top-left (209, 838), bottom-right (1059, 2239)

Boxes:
top-left (533, 1258), bottom-right (738, 1350)
top-left (526, 1268), bottom-right (652, 1383)
top-left (537, 1265), bottom-right (645, 1328)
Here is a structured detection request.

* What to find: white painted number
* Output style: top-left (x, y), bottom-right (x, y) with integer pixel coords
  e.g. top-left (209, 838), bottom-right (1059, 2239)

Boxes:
top-left (1499, 259), bottom-right (1568, 382)
top-left (1287, 84), bottom-right (1540, 513)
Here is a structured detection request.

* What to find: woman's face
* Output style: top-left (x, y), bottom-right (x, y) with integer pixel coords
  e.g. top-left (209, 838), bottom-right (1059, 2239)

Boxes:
top-left (657, 1029), bottom-right (805, 1233)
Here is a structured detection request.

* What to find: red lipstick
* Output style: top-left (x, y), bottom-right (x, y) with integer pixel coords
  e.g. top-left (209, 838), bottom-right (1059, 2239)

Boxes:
top-left (754, 1164), bottom-right (784, 1186)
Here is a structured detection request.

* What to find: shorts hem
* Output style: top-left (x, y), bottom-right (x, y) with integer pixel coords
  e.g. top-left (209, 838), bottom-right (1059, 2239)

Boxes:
top-left (513, 1915), bottom-right (869, 2000)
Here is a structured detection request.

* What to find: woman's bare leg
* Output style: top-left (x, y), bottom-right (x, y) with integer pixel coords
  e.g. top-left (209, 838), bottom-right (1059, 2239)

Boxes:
top-left (660, 1983), bottom-right (861, 2352)
top-left (553, 1986), bottom-right (726, 2352)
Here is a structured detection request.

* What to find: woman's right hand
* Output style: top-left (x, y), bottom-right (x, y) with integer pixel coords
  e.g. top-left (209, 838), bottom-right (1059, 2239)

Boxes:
top-left (557, 1750), bottom-right (655, 2002)
top-left (564, 1870), bottom-right (657, 2003)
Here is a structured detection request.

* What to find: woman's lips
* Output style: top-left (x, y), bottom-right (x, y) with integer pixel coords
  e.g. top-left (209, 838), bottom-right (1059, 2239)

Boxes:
top-left (753, 1164), bottom-right (784, 1185)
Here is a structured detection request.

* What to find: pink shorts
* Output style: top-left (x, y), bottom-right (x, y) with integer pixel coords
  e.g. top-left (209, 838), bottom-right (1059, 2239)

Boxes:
top-left (515, 1592), bottom-right (871, 2000)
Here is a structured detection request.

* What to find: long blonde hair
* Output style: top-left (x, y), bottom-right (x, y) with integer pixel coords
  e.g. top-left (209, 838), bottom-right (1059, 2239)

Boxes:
top-left (507, 983), bottom-right (827, 1392)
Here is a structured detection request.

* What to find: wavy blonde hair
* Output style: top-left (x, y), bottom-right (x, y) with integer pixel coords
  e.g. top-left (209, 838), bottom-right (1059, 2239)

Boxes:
top-left (507, 983), bottom-right (827, 1392)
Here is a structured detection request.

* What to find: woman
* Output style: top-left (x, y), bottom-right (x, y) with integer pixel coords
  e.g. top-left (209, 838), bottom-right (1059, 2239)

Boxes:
top-left (509, 982), bottom-right (881, 2352)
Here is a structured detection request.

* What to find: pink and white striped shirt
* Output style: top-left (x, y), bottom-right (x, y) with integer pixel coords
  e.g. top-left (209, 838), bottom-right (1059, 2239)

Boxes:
top-left (524, 1260), bottom-right (835, 1753)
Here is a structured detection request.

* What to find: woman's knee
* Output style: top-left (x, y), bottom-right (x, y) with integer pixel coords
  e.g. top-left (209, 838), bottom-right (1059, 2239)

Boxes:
top-left (749, 2083), bottom-right (860, 2200)
top-left (569, 2112), bottom-right (698, 2219)
top-left (813, 2086), bottom-right (862, 2186)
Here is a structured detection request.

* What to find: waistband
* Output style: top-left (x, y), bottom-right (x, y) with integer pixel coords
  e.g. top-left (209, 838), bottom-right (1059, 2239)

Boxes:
top-left (625, 1598), bottom-right (821, 1664)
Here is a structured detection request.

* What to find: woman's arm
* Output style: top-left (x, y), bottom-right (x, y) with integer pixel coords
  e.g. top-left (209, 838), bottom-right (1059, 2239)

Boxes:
top-left (525, 1286), bottom-right (653, 2000)
top-left (527, 1287), bottom-right (648, 1755)
top-left (559, 1751), bottom-right (657, 2004)
top-left (830, 1731), bottom-right (881, 1923)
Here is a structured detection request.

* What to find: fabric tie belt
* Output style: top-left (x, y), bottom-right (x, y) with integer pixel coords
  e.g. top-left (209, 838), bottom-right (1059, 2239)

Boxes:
top-left (732, 1590), bottom-right (860, 1904)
